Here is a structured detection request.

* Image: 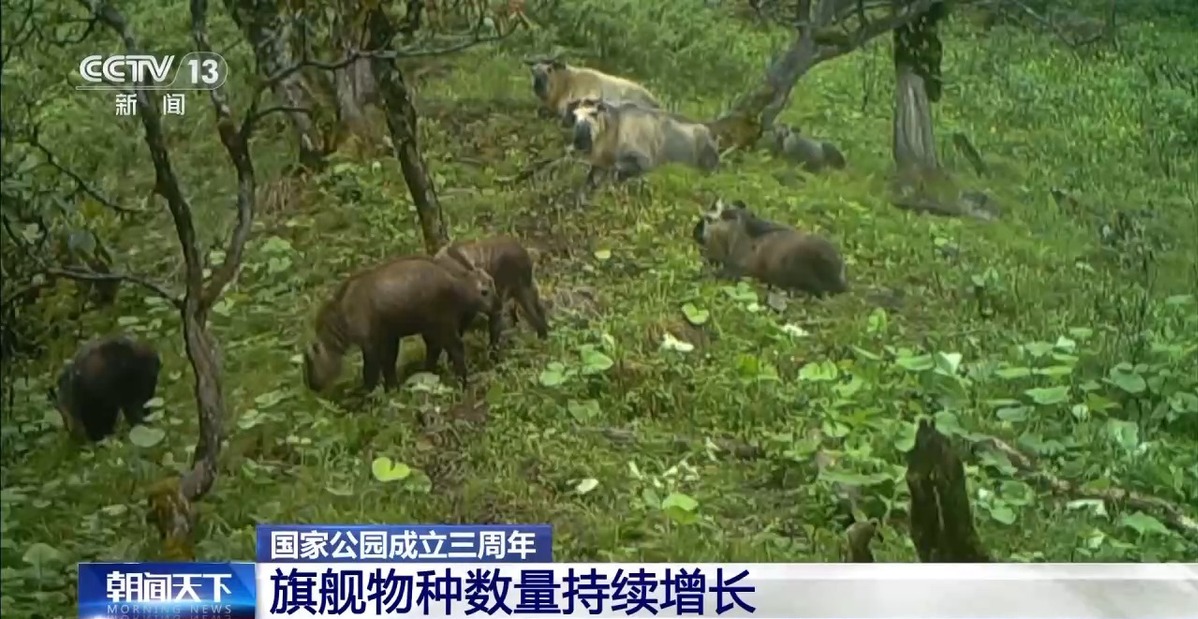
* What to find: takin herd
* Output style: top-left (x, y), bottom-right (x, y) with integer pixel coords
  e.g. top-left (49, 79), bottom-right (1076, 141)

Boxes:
top-left (49, 56), bottom-right (852, 444)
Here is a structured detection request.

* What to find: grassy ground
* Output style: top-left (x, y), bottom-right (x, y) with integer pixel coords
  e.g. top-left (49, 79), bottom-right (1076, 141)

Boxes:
top-left (2, 2), bottom-right (1197, 615)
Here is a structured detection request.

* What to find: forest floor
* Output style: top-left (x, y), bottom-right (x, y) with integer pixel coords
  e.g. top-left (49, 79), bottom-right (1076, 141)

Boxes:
top-left (2, 4), bottom-right (1197, 615)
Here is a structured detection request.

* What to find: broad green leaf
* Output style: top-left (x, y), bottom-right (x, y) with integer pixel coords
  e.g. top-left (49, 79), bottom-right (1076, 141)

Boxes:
top-left (567, 399), bottom-right (601, 421)
top-left (892, 421), bottom-right (917, 452)
top-left (593, 249), bottom-right (611, 261)
top-left (128, 425), bottom-right (166, 448)
top-left (1066, 499), bottom-right (1108, 517)
top-left (1105, 419), bottom-right (1139, 451)
top-left (818, 469), bottom-right (891, 487)
top-left (988, 503), bottom-right (1017, 525)
top-left (538, 362), bottom-right (568, 387)
top-left (933, 410), bottom-right (965, 437)
top-left (574, 478), bottom-right (599, 495)
top-left (935, 352), bottom-right (963, 375)
top-left (680, 303), bottom-right (709, 325)
top-left (580, 349), bottom-right (613, 374)
top-left (1107, 369), bottom-right (1146, 394)
top-left (22, 543), bottom-right (64, 568)
top-left (660, 492), bottom-right (698, 512)
top-left (1120, 512), bottom-right (1170, 537)
top-left (371, 457), bottom-right (412, 482)
top-left (1033, 365), bottom-right (1074, 377)
top-left (996, 406), bottom-right (1030, 422)
top-left (798, 360), bottom-right (839, 382)
top-left (894, 354), bottom-right (934, 372)
top-left (1024, 386), bottom-right (1070, 405)
top-left (996, 367), bottom-right (1032, 379)
top-left (1023, 342), bottom-right (1054, 357)
top-left (99, 504), bottom-right (128, 517)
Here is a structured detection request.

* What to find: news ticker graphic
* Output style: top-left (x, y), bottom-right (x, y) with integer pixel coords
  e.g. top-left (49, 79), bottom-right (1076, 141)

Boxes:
top-left (80, 561), bottom-right (1198, 619)
top-left (256, 524), bottom-right (554, 563)
top-left (78, 562), bottom-right (256, 619)
top-left (75, 51), bottom-right (229, 91)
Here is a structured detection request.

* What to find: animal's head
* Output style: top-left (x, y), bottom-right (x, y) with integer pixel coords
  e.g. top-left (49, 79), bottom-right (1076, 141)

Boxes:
top-left (768, 124), bottom-right (794, 152)
top-left (524, 57), bottom-right (567, 101)
top-left (440, 246), bottom-right (498, 308)
top-left (302, 339), bottom-right (343, 393)
top-left (49, 364), bottom-right (87, 440)
top-left (693, 198), bottom-right (749, 246)
top-left (570, 98), bottom-right (613, 153)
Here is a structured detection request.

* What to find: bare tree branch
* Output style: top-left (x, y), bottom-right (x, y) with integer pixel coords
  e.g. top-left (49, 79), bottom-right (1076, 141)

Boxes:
top-left (44, 267), bottom-right (181, 308)
top-left (25, 122), bottom-right (142, 215)
top-left (190, 0), bottom-right (255, 310)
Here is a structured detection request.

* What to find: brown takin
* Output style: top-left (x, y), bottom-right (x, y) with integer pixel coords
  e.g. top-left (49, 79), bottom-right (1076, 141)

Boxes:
top-left (693, 198), bottom-right (848, 297)
top-left (569, 98), bottom-right (720, 188)
top-left (302, 250), bottom-right (496, 392)
top-left (49, 335), bottom-right (161, 442)
top-left (434, 236), bottom-right (549, 348)
top-left (524, 57), bottom-right (660, 124)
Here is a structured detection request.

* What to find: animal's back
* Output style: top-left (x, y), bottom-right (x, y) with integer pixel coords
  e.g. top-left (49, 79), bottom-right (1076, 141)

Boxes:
top-left (364, 258), bottom-right (477, 337)
top-left (617, 106), bottom-right (717, 171)
top-left (73, 336), bottom-right (159, 388)
top-left (580, 67), bottom-right (659, 108)
top-left (757, 232), bottom-right (847, 295)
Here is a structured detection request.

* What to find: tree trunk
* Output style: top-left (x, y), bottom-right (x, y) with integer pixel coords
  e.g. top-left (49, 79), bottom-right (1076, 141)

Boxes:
top-left (906, 420), bottom-right (991, 562)
top-left (892, 64), bottom-right (938, 174)
top-left (223, 0), bottom-right (328, 168)
top-left (365, 7), bottom-right (448, 254)
top-left (178, 304), bottom-right (223, 501)
top-left (708, 0), bottom-right (817, 149)
top-left (329, 2), bottom-right (380, 141)
top-left (891, 2), bottom-right (945, 175)
top-left (711, 0), bottom-right (944, 150)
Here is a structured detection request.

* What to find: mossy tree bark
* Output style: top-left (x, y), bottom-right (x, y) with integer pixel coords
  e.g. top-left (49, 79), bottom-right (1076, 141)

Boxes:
top-left (365, 5), bottom-right (449, 254)
top-left (892, 1), bottom-right (946, 176)
top-left (711, 0), bottom-right (943, 150)
top-left (222, 0), bottom-right (332, 169)
top-left (70, 0), bottom-right (292, 557)
top-left (906, 420), bottom-right (991, 562)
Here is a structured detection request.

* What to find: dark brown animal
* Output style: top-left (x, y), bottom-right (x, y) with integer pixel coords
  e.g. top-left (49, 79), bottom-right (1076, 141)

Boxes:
top-left (49, 335), bottom-right (161, 442)
top-left (766, 125), bottom-right (847, 173)
top-left (302, 250), bottom-right (496, 392)
top-left (435, 237), bottom-right (549, 348)
top-left (693, 198), bottom-right (848, 297)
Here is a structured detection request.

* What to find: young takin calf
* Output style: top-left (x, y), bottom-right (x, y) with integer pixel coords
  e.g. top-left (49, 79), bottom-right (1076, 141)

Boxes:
top-left (765, 125), bottom-right (847, 173)
top-left (569, 98), bottom-right (720, 189)
top-left (303, 250), bottom-right (496, 392)
top-left (434, 236), bottom-right (550, 350)
top-left (50, 335), bottom-right (161, 442)
top-left (693, 198), bottom-right (849, 297)
top-left (524, 57), bottom-right (660, 124)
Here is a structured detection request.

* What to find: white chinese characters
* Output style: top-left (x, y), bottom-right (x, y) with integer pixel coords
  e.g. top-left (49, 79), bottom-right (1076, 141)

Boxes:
top-left (113, 93), bottom-right (186, 116)
top-left (267, 528), bottom-right (541, 561)
top-left (105, 571), bottom-right (231, 603)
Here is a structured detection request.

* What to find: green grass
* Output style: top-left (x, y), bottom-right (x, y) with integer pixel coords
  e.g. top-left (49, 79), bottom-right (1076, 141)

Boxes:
top-left (3, 2), bottom-right (1198, 615)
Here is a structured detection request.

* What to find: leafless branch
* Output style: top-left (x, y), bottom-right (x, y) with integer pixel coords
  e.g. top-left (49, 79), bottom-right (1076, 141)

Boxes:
top-left (25, 123), bottom-right (142, 215)
top-left (996, 0), bottom-right (1106, 48)
top-left (44, 267), bottom-right (182, 308)
top-left (239, 106), bottom-right (313, 139)
top-left (815, 0), bottom-right (940, 64)
top-left (75, 0), bottom-right (206, 301)
top-left (190, 0), bottom-right (255, 309)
